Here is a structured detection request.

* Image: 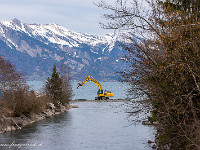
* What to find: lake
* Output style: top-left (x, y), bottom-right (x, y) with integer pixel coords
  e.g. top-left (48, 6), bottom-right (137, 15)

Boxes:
top-left (27, 81), bottom-right (132, 100)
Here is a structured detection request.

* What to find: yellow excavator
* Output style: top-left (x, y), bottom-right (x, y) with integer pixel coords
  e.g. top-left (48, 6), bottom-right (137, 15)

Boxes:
top-left (77, 75), bottom-right (113, 100)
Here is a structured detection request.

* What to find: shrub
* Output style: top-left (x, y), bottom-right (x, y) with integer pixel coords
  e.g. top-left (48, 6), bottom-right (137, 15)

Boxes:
top-left (97, 0), bottom-right (200, 149)
top-left (0, 56), bottom-right (52, 117)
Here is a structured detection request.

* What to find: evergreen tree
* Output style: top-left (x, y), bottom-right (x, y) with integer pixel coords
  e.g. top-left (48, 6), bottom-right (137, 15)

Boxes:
top-left (45, 64), bottom-right (64, 105)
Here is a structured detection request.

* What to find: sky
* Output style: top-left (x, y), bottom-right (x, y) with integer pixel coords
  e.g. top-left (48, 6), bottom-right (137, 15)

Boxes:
top-left (0, 0), bottom-right (115, 35)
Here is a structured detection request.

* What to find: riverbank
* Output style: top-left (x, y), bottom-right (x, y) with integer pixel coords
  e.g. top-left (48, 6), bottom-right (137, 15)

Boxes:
top-left (0, 103), bottom-right (78, 134)
top-left (0, 100), bottom-right (155, 150)
top-left (0, 99), bottom-right (127, 134)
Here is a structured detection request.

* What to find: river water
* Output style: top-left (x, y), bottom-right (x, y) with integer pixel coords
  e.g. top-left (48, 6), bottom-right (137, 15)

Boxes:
top-left (0, 82), bottom-right (156, 150)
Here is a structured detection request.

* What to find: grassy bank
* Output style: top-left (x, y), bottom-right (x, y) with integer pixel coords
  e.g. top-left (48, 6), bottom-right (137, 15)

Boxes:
top-left (0, 100), bottom-right (75, 133)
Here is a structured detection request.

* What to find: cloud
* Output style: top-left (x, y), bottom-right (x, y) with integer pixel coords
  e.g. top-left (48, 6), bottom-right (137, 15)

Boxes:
top-left (0, 0), bottom-right (114, 35)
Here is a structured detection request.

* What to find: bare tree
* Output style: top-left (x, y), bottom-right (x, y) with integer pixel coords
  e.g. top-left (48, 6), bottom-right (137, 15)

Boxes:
top-left (59, 63), bottom-right (73, 104)
top-left (0, 56), bottom-right (51, 117)
top-left (97, 0), bottom-right (200, 149)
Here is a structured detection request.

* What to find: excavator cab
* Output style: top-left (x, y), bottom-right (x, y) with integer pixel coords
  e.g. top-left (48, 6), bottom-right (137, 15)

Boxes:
top-left (96, 89), bottom-right (108, 100)
top-left (97, 89), bottom-right (104, 95)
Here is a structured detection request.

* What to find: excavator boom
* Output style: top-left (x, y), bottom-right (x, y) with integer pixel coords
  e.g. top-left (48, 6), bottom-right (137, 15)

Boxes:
top-left (77, 76), bottom-right (102, 90)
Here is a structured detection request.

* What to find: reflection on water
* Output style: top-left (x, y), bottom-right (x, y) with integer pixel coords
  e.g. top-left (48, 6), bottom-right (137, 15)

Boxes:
top-left (0, 102), bottom-right (155, 150)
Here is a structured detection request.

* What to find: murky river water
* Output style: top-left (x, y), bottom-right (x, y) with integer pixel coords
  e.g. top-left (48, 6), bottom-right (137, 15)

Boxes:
top-left (0, 82), bottom-right (156, 150)
top-left (0, 101), bottom-right (155, 150)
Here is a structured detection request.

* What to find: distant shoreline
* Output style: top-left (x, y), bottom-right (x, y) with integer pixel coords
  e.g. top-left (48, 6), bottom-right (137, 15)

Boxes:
top-left (70, 99), bottom-right (130, 102)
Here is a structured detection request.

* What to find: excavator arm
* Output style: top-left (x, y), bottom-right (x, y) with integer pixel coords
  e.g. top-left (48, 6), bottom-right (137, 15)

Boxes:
top-left (77, 75), bottom-right (102, 90)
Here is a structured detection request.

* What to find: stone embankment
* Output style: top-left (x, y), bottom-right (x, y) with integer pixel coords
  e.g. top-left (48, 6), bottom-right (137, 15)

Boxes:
top-left (142, 120), bottom-right (159, 149)
top-left (0, 103), bottom-right (78, 134)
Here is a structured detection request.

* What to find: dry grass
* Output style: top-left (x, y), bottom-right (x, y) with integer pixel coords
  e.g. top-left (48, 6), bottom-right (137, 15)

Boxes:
top-left (0, 90), bottom-right (53, 117)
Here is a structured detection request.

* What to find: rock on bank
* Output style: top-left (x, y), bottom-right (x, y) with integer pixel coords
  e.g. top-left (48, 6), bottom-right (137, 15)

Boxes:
top-left (0, 103), bottom-right (77, 133)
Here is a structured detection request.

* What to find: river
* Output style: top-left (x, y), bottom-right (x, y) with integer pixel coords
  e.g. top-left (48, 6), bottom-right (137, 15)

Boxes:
top-left (0, 82), bottom-right (156, 150)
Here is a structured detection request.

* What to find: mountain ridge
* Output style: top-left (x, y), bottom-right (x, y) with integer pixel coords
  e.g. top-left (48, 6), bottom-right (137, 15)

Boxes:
top-left (0, 18), bottom-right (129, 81)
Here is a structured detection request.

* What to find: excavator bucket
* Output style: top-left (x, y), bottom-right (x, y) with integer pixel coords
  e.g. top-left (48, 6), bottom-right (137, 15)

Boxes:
top-left (77, 83), bottom-right (82, 89)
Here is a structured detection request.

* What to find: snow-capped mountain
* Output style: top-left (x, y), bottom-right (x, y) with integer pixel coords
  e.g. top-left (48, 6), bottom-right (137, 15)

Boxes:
top-left (0, 18), bottom-right (129, 81)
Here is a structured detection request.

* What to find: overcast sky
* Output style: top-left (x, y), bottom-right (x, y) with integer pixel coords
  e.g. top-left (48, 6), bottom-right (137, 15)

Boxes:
top-left (0, 0), bottom-right (115, 35)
